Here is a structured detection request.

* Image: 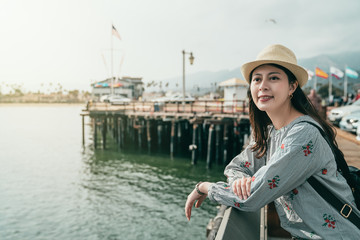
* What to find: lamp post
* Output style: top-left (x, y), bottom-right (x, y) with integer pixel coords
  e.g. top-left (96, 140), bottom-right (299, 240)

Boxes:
top-left (182, 50), bottom-right (194, 111)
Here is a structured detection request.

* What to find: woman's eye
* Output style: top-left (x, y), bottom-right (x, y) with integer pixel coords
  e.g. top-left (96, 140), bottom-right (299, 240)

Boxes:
top-left (252, 78), bottom-right (261, 82)
top-left (270, 76), bottom-right (279, 80)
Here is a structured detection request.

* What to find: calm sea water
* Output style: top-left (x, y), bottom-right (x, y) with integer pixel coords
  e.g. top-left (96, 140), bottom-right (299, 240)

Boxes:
top-left (0, 104), bottom-right (226, 240)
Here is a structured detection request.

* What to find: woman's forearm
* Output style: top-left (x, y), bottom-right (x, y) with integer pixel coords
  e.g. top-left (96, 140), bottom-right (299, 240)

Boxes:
top-left (198, 181), bottom-right (212, 195)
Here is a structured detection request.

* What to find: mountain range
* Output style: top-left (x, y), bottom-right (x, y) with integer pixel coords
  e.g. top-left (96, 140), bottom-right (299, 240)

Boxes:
top-left (146, 51), bottom-right (360, 94)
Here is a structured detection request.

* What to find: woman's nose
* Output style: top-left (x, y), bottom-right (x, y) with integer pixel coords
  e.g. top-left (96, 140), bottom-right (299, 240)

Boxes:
top-left (259, 80), bottom-right (269, 91)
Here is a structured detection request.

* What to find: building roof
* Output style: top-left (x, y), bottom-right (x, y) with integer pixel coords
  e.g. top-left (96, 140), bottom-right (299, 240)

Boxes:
top-left (219, 78), bottom-right (248, 87)
top-left (92, 76), bottom-right (143, 88)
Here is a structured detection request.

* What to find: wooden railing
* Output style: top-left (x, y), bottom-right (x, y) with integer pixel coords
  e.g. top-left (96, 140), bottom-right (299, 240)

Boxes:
top-left (88, 100), bottom-right (249, 115)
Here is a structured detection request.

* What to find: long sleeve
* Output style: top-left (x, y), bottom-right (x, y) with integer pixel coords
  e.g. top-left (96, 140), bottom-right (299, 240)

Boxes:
top-left (224, 137), bottom-right (267, 187)
top-left (208, 122), bottom-right (325, 211)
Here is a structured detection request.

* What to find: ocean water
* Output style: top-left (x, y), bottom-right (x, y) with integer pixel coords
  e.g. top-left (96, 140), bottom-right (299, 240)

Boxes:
top-left (0, 104), bottom-right (226, 240)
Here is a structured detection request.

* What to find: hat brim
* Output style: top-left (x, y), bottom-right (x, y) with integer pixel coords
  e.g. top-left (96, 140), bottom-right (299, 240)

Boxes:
top-left (241, 60), bottom-right (308, 87)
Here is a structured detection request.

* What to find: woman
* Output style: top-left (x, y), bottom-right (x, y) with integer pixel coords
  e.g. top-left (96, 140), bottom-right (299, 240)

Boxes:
top-left (184, 44), bottom-right (360, 239)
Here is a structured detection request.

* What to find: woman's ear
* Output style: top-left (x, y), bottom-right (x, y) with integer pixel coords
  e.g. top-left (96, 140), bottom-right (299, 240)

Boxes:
top-left (289, 81), bottom-right (298, 94)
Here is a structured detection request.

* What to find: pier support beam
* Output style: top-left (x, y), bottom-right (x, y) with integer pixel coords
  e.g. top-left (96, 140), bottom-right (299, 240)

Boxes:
top-left (93, 118), bottom-right (98, 149)
top-left (82, 114), bottom-right (85, 145)
top-left (223, 123), bottom-right (229, 165)
top-left (102, 117), bottom-right (107, 149)
top-left (137, 119), bottom-right (142, 150)
top-left (215, 124), bottom-right (221, 164)
top-left (170, 120), bottom-right (175, 159)
top-left (146, 119), bottom-right (151, 153)
top-left (117, 117), bottom-right (121, 148)
top-left (157, 123), bottom-right (163, 150)
top-left (206, 124), bottom-right (215, 169)
top-left (191, 123), bottom-right (198, 165)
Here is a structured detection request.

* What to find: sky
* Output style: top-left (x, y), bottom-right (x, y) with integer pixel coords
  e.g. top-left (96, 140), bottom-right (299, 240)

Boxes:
top-left (1, 0), bottom-right (360, 94)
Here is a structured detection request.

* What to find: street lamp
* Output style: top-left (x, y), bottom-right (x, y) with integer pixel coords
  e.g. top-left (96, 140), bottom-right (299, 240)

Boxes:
top-left (182, 50), bottom-right (194, 111)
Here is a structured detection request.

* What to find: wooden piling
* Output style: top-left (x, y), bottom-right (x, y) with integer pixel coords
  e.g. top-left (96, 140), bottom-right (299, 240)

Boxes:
top-left (93, 117), bottom-right (97, 149)
top-left (82, 114), bottom-right (85, 145)
top-left (223, 123), bottom-right (229, 165)
top-left (120, 117), bottom-right (125, 148)
top-left (191, 123), bottom-right (198, 165)
top-left (215, 124), bottom-right (221, 164)
top-left (170, 120), bottom-right (175, 159)
top-left (102, 117), bottom-right (107, 149)
top-left (206, 124), bottom-right (215, 169)
top-left (157, 122), bottom-right (163, 149)
top-left (117, 117), bottom-right (121, 148)
top-left (146, 119), bottom-right (151, 153)
top-left (138, 119), bottom-right (142, 150)
top-left (177, 121), bottom-right (182, 155)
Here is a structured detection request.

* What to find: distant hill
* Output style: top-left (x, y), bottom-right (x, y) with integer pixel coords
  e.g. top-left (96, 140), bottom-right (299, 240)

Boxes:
top-left (146, 51), bottom-right (360, 94)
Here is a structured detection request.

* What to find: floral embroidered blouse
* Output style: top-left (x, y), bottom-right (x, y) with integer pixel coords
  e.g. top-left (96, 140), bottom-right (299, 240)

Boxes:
top-left (207, 115), bottom-right (360, 239)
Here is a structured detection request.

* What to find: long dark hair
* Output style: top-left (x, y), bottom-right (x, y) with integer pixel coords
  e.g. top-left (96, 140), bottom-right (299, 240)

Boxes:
top-left (248, 64), bottom-right (338, 158)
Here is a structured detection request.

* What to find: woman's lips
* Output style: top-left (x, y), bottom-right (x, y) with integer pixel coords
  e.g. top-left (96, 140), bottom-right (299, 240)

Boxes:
top-left (258, 96), bottom-right (273, 102)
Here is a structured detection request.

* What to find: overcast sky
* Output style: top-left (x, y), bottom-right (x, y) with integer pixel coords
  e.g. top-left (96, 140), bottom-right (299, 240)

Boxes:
top-left (1, 0), bottom-right (359, 93)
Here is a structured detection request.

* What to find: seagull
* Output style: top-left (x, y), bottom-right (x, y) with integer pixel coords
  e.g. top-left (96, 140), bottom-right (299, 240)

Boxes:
top-left (266, 18), bottom-right (277, 24)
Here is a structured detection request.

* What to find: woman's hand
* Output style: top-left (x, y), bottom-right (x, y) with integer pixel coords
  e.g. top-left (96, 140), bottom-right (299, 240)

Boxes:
top-left (232, 176), bottom-right (252, 200)
top-left (184, 182), bottom-right (210, 221)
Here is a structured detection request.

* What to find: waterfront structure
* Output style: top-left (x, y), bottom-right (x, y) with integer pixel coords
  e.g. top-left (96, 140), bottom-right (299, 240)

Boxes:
top-left (91, 76), bottom-right (143, 100)
top-left (219, 78), bottom-right (248, 105)
top-left (82, 100), bottom-right (250, 168)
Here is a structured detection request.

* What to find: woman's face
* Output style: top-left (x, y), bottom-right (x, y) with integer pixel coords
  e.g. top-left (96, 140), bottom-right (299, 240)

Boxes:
top-left (250, 64), bottom-right (296, 114)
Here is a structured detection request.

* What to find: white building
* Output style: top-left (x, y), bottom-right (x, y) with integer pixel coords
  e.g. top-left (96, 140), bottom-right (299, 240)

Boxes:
top-left (91, 76), bottom-right (143, 100)
top-left (219, 78), bottom-right (248, 105)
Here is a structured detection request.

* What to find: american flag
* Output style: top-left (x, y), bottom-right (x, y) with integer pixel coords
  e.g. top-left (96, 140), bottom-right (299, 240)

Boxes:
top-left (112, 25), bottom-right (121, 40)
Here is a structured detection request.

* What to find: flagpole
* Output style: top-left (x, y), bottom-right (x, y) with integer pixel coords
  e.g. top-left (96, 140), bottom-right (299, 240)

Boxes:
top-left (329, 73), bottom-right (332, 101)
top-left (314, 69), bottom-right (317, 90)
top-left (111, 24), bottom-right (114, 95)
top-left (344, 65), bottom-right (348, 99)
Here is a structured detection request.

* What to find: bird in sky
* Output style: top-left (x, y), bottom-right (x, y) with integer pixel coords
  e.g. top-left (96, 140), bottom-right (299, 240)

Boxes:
top-left (266, 18), bottom-right (277, 24)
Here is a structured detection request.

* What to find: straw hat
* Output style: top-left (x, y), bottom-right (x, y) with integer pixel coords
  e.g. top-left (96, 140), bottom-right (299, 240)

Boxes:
top-left (241, 44), bottom-right (308, 87)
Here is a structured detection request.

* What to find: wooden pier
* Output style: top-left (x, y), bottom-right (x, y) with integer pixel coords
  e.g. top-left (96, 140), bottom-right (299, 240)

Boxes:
top-left (82, 100), bottom-right (250, 167)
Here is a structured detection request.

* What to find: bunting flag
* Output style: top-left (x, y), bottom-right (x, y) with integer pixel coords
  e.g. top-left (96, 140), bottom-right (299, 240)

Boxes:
top-left (112, 25), bottom-right (122, 40)
top-left (306, 69), bottom-right (314, 80)
top-left (345, 67), bottom-right (358, 79)
top-left (315, 67), bottom-right (328, 79)
top-left (330, 66), bottom-right (344, 80)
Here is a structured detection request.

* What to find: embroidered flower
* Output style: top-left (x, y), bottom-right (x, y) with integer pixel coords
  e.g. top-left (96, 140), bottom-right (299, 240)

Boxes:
top-left (233, 200), bottom-right (244, 208)
top-left (322, 168), bottom-right (328, 175)
top-left (251, 176), bottom-right (256, 182)
top-left (302, 140), bottom-right (314, 156)
top-left (322, 214), bottom-right (336, 229)
top-left (289, 188), bottom-right (298, 200)
top-left (268, 175), bottom-right (280, 189)
top-left (240, 161), bottom-right (251, 168)
top-left (281, 143), bottom-right (285, 149)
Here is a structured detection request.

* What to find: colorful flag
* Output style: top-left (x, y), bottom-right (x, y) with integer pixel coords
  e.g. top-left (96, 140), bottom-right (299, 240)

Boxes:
top-left (112, 25), bottom-right (122, 40)
top-left (330, 66), bottom-right (344, 80)
top-left (315, 67), bottom-right (328, 79)
top-left (345, 67), bottom-right (358, 79)
top-left (306, 69), bottom-right (314, 80)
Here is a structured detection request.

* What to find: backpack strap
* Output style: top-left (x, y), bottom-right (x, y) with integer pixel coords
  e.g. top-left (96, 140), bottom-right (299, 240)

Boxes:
top-left (297, 121), bottom-right (352, 184)
top-left (297, 120), bottom-right (360, 228)
top-left (308, 176), bottom-right (360, 228)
